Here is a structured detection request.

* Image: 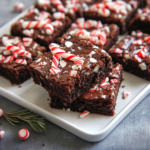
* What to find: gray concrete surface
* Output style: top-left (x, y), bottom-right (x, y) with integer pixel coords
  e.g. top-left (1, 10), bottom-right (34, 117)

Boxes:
top-left (0, 0), bottom-right (150, 149)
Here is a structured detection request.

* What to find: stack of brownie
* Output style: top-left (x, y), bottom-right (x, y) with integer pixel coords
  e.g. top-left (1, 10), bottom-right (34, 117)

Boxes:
top-left (2, 0), bottom-right (150, 116)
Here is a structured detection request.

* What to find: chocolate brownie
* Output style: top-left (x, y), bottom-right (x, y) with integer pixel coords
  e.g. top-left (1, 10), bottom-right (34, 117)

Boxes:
top-left (128, 6), bottom-right (150, 34)
top-left (83, 0), bottom-right (140, 34)
top-left (0, 35), bottom-right (46, 84)
top-left (57, 18), bottom-right (119, 52)
top-left (108, 30), bottom-right (150, 81)
top-left (11, 8), bottom-right (72, 48)
top-left (34, 0), bottom-right (82, 21)
top-left (96, 0), bottom-right (146, 8)
top-left (50, 63), bottom-right (122, 116)
top-left (29, 35), bottom-right (113, 102)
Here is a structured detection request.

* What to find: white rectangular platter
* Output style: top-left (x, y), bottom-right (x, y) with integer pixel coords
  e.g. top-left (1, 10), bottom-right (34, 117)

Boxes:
top-left (0, 7), bottom-right (150, 142)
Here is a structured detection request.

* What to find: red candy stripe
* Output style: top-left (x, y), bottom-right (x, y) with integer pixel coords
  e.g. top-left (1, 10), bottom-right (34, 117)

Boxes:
top-left (79, 111), bottom-right (90, 119)
top-left (110, 79), bottom-right (118, 84)
top-left (132, 39), bottom-right (143, 45)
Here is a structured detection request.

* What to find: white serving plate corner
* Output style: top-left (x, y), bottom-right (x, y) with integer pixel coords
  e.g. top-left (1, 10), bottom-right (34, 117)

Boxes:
top-left (0, 7), bottom-right (150, 142)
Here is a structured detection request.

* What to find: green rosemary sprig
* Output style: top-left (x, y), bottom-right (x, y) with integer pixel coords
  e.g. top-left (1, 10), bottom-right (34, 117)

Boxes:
top-left (2, 109), bottom-right (46, 133)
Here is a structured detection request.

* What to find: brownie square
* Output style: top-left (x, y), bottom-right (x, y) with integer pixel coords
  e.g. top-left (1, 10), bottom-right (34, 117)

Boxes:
top-left (34, 0), bottom-right (83, 21)
top-left (11, 8), bottom-right (72, 48)
top-left (83, 0), bottom-right (140, 34)
top-left (0, 35), bottom-right (46, 84)
top-left (108, 30), bottom-right (150, 81)
top-left (29, 35), bottom-right (113, 102)
top-left (128, 6), bottom-right (150, 34)
top-left (50, 63), bottom-right (122, 116)
top-left (57, 18), bottom-right (119, 52)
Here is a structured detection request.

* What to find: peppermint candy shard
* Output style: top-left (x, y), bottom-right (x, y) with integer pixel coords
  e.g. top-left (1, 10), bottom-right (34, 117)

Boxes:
top-left (69, 70), bottom-right (77, 77)
top-left (79, 111), bottom-right (90, 119)
top-left (0, 130), bottom-right (5, 140)
top-left (114, 48), bottom-right (123, 54)
top-left (123, 90), bottom-right (130, 99)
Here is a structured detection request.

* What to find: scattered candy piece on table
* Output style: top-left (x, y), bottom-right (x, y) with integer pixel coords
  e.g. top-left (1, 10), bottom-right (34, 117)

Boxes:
top-left (0, 130), bottom-right (5, 140)
top-left (123, 90), bottom-right (130, 99)
top-left (79, 111), bottom-right (90, 119)
top-left (18, 129), bottom-right (30, 140)
top-left (13, 2), bottom-right (25, 12)
top-left (0, 108), bottom-right (3, 117)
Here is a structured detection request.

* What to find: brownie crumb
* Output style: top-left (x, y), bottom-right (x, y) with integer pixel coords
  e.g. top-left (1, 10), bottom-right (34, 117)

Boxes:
top-left (122, 85), bottom-right (125, 88)
top-left (18, 85), bottom-right (22, 88)
top-left (47, 98), bottom-right (50, 101)
top-left (42, 144), bottom-right (45, 146)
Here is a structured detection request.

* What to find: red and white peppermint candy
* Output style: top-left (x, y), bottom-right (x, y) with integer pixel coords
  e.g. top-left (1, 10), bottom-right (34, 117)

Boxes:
top-left (101, 77), bottom-right (109, 83)
top-left (79, 111), bottom-right (90, 119)
top-left (76, 18), bottom-right (85, 25)
top-left (49, 43), bottom-right (84, 65)
top-left (110, 79), bottom-right (118, 84)
top-left (136, 31), bottom-right (143, 38)
top-left (23, 37), bottom-right (33, 47)
top-left (133, 55), bottom-right (142, 63)
top-left (51, 20), bottom-right (62, 26)
top-left (98, 32), bottom-right (106, 46)
top-left (69, 70), bottom-right (77, 77)
top-left (0, 109), bottom-right (3, 117)
top-left (143, 8), bottom-right (150, 14)
top-left (120, 9), bottom-right (127, 15)
top-left (132, 39), bottom-right (143, 45)
top-left (13, 2), bottom-right (24, 12)
top-left (22, 20), bottom-right (54, 35)
top-left (100, 82), bottom-right (110, 88)
top-left (23, 29), bottom-right (34, 37)
top-left (28, 8), bottom-right (40, 16)
top-left (15, 59), bottom-right (27, 65)
top-left (98, 8), bottom-right (110, 17)
top-left (85, 20), bottom-right (97, 29)
top-left (0, 55), bottom-right (5, 62)
top-left (138, 50), bottom-right (147, 58)
top-left (0, 130), bottom-right (5, 140)
top-left (4, 56), bottom-right (13, 63)
top-left (18, 129), bottom-right (30, 140)
top-left (88, 36), bottom-right (98, 44)
top-left (144, 36), bottom-right (150, 43)
top-left (97, 21), bottom-right (103, 28)
top-left (36, 11), bottom-right (50, 20)
top-left (38, 61), bottom-right (47, 66)
top-left (123, 90), bottom-right (130, 99)
top-left (53, 12), bottom-right (65, 19)
top-left (89, 84), bottom-right (98, 92)
top-left (114, 65), bottom-right (121, 70)
top-left (114, 48), bottom-right (123, 54)
top-left (51, 0), bottom-right (65, 12)
top-left (38, 0), bottom-right (50, 6)
top-left (50, 54), bottom-right (60, 75)
top-left (18, 50), bottom-right (31, 58)
top-left (90, 30), bottom-right (101, 37)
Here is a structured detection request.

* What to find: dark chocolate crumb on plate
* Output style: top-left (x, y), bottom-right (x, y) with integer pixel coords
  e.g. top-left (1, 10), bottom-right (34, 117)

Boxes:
top-left (122, 85), bottom-right (125, 88)
top-left (18, 85), bottom-right (22, 88)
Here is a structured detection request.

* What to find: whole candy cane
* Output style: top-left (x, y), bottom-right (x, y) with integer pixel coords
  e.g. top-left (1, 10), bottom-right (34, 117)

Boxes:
top-left (49, 43), bottom-right (84, 65)
top-left (22, 20), bottom-right (54, 35)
